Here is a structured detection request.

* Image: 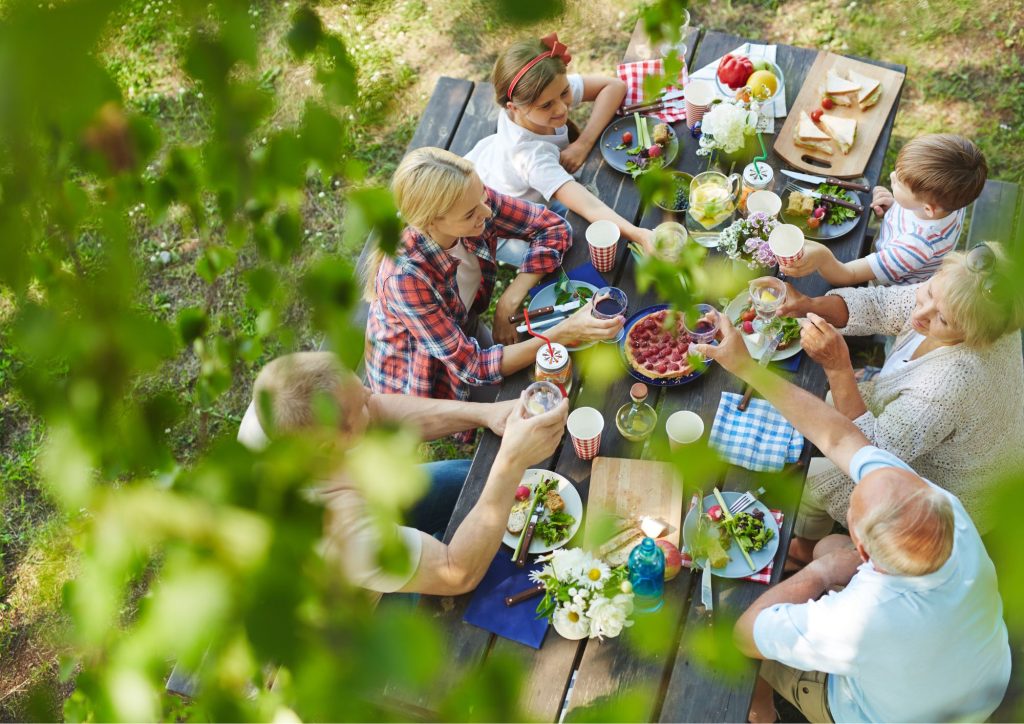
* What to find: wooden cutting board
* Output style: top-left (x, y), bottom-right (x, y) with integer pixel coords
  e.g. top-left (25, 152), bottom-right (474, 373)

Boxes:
top-left (585, 456), bottom-right (684, 547)
top-left (774, 51), bottom-right (905, 178)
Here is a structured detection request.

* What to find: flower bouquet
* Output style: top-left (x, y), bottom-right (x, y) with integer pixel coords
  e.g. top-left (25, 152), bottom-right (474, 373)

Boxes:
top-left (718, 212), bottom-right (779, 271)
top-left (695, 100), bottom-right (761, 167)
top-left (530, 547), bottom-right (634, 640)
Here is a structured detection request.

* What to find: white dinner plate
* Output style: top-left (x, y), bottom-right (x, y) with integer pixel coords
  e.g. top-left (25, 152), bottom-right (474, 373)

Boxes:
top-left (724, 293), bottom-right (803, 362)
top-left (682, 491), bottom-right (780, 579)
top-left (528, 281), bottom-right (600, 352)
top-left (502, 469), bottom-right (583, 555)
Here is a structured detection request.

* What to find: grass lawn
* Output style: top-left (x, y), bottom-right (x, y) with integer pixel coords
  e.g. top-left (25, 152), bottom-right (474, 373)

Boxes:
top-left (1, 0), bottom-right (1021, 717)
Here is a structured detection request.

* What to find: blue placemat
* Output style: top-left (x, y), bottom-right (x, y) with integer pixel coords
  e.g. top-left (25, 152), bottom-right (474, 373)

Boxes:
top-left (529, 262), bottom-right (607, 299)
top-left (463, 553), bottom-right (549, 649)
top-left (773, 351), bottom-right (803, 373)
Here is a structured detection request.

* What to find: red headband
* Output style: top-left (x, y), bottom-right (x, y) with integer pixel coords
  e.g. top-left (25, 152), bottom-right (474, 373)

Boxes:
top-left (506, 33), bottom-right (572, 101)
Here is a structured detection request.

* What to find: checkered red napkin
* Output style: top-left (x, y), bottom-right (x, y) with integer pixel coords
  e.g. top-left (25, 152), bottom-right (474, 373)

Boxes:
top-left (680, 495), bottom-right (784, 584)
top-left (616, 58), bottom-right (689, 124)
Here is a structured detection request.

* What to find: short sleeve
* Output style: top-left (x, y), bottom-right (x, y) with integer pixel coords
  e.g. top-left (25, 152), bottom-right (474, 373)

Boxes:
top-left (847, 445), bottom-right (917, 484)
top-left (513, 142), bottom-right (574, 202)
top-left (321, 487), bottom-right (424, 593)
top-left (238, 401), bottom-right (270, 451)
top-left (567, 73), bottom-right (585, 108)
top-left (753, 598), bottom-right (861, 675)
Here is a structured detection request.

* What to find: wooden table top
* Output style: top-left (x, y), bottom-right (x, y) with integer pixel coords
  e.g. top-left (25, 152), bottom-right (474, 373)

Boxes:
top-left (388, 26), bottom-right (906, 723)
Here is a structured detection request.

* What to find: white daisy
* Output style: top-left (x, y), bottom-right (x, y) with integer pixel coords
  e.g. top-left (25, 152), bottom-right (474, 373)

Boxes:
top-left (580, 559), bottom-right (611, 589)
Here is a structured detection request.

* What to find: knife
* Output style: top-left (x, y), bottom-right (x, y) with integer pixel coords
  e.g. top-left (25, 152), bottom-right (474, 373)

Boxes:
top-left (796, 188), bottom-right (864, 214)
top-left (508, 299), bottom-right (582, 324)
top-left (621, 88), bottom-right (686, 113)
top-left (700, 560), bottom-right (713, 613)
top-left (757, 330), bottom-right (784, 366)
top-left (515, 314), bottom-right (567, 335)
top-left (515, 510), bottom-right (541, 568)
top-left (781, 169), bottom-right (870, 193)
top-left (505, 583), bottom-right (545, 607)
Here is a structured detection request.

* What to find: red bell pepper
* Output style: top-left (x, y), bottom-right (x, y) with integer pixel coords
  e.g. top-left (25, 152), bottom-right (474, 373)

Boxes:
top-left (717, 54), bottom-right (754, 90)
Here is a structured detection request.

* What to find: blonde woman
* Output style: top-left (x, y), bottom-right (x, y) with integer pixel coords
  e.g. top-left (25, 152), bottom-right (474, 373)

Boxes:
top-left (465, 34), bottom-right (654, 261)
top-left (777, 243), bottom-right (1024, 562)
top-left (364, 147), bottom-right (622, 423)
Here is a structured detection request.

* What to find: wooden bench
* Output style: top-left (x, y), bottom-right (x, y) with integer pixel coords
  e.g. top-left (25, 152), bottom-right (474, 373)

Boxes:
top-left (965, 179), bottom-right (1023, 251)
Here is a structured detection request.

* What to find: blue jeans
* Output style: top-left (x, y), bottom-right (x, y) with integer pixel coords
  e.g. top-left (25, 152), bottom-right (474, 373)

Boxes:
top-left (405, 459), bottom-right (471, 537)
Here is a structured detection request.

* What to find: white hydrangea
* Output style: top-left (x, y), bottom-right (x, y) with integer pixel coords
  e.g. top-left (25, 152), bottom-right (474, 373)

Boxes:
top-left (587, 596), bottom-right (634, 640)
top-left (697, 102), bottom-right (758, 155)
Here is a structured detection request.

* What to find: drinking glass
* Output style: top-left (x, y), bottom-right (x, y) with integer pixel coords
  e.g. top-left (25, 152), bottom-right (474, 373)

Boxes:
top-left (592, 286), bottom-right (628, 343)
top-left (748, 277), bottom-right (787, 348)
top-left (682, 303), bottom-right (720, 344)
top-left (687, 171), bottom-right (741, 246)
top-left (657, 8), bottom-right (691, 60)
top-left (523, 380), bottom-right (563, 418)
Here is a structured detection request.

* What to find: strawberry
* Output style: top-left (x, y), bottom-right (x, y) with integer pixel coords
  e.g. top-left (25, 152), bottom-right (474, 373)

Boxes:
top-left (821, 97), bottom-right (835, 110)
top-left (622, 131), bottom-right (633, 145)
top-left (647, 144), bottom-right (663, 158)
top-left (810, 108), bottom-right (823, 122)
top-left (742, 320), bottom-right (755, 334)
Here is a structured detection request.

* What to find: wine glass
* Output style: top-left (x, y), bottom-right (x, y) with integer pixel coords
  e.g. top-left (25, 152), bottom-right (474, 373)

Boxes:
top-left (592, 286), bottom-right (628, 343)
top-left (748, 277), bottom-right (787, 350)
top-left (682, 303), bottom-right (720, 344)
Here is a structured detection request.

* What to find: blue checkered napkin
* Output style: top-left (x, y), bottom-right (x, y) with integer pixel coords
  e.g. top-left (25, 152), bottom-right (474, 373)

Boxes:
top-left (709, 392), bottom-right (804, 472)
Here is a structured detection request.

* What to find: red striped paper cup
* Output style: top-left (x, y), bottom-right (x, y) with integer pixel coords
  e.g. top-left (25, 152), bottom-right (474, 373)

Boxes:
top-left (683, 80), bottom-right (714, 129)
top-left (586, 220), bottom-right (620, 273)
top-left (567, 407), bottom-right (603, 461)
top-left (768, 223), bottom-right (806, 265)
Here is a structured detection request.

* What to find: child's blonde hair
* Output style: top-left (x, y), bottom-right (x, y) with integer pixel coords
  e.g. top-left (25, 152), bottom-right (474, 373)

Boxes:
top-left (938, 242), bottom-right (1024, 348)
top-left (493, 38), bottom-right (569, 107)
top-left (363, 147), bottom-right (476, 301)
top-left (253, 351), bottom-right (345, 435)
top-left (894, 134), bottom-right (987, 212)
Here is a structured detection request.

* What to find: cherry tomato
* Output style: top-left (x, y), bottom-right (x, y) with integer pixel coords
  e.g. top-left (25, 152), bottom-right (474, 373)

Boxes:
top-left (810, 108), bottom-right (824, 123)
top-left (821, 97), bottom-right (835, 110)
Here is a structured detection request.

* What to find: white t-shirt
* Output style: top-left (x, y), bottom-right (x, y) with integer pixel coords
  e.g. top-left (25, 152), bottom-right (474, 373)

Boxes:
top-left (465, 73), bottom-right (585, 205)
top-left (877, 330), bottom-right (926, 379)
top-left (447, 240), bottom-right (483, 309)
top-left (236, 401), bottom-right (422, 599)
top-left (753, 446), bottom-right (1011, 723)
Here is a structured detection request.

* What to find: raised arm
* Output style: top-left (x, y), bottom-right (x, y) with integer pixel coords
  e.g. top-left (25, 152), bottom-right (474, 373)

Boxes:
top-left (694, 315), bottom-right (869, 475)
top-left (402, 396), bottom-right (568, 595)
top-left (553, 181), bottom-right (653, 251)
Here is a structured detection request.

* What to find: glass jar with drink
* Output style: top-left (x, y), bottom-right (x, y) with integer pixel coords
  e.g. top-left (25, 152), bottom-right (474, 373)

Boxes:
top-left (687, 170), bottom-right (741, 247)
top-left (534, 342), bottom-right (572, 394)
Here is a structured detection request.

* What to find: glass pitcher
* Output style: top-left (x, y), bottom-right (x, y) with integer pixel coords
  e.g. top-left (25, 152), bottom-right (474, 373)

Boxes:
top-left (687, 170), bottom-right (741, 245)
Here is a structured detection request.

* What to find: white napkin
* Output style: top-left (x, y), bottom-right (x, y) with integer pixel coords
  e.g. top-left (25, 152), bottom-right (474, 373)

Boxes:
top-left (688, 43), bottom-right (787, 133)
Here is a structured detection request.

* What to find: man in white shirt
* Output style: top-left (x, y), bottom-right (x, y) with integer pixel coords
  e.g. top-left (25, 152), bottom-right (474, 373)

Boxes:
top-left (694, 318), bottom-right (1012, 723)
top-left (239, 351), bottom-right (567, 599)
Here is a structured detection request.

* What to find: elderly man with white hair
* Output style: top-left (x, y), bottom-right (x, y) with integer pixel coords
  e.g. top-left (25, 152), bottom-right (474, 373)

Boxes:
top-left (694, 316), bottom-right (1012, 723)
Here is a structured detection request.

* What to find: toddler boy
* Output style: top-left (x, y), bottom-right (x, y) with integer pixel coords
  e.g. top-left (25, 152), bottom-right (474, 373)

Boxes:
top-left (781, 134), bottom-right (987, 286)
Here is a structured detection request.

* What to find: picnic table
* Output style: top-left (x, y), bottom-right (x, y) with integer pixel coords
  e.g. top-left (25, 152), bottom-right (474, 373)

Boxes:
top-left (388, 26), bottom-right (906, 722)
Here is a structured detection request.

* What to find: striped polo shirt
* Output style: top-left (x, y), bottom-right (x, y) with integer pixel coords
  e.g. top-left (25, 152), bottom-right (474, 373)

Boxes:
top-left (867, 201), bottom-right (965, 284)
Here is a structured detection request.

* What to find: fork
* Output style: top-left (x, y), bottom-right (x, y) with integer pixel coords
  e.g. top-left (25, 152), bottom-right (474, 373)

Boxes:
top-left (729, 486), bottom-right (767, 515)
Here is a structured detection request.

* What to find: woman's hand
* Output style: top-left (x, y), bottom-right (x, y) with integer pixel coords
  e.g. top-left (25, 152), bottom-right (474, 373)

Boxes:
top-left (776, 282), bottom-right (811, 318)
top-left (560, 140), bottom-right (590, 174)
top-left (871, 185), bottom-right (894, 218)
top-left (493, 289), bottom-right (527, 346)
top-left (692, 314), bottom-right (755, 381)
top-left (549, 300), bottom-right (624, 345)
top-left (800, 312), bottom-right (852, 373)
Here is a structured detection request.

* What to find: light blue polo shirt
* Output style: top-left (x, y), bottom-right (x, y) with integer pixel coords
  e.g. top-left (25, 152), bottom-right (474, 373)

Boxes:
top-left (754, 446), bottom-right (1011, 722)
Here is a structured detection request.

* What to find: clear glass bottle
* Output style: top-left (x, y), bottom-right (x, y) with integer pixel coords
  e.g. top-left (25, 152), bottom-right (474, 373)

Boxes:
top-left (616, 383), bottom-right (658, 442)
top-left (629, 537), bottom-right (665, 612)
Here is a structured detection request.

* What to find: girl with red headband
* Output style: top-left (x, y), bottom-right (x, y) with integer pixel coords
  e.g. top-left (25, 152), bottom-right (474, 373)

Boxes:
top-left (466, 34), bottom-right (654, 267)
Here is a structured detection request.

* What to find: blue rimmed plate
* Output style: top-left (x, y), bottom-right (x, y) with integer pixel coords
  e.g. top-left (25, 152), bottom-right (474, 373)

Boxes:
top-left (617, 304), bottom-right (714, 387)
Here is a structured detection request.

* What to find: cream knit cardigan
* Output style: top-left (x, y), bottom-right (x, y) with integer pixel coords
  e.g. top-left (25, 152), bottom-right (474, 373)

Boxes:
top-left (806, 283), bottom-right (1024, 534)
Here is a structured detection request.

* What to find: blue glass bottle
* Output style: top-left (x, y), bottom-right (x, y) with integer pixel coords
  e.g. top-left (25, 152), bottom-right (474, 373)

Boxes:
top-left (629, 537), bottom-right (665, 613)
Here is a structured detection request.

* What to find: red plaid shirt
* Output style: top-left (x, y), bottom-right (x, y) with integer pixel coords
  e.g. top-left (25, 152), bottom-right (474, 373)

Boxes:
top-left (365, 187), bottom-right (570, 409)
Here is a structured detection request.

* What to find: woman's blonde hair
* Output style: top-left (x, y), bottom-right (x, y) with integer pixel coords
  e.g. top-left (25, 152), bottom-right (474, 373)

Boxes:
top-left (363, 147), bottom-right (476, 301)
top-left (937, 242), bottom-right (1024, 347)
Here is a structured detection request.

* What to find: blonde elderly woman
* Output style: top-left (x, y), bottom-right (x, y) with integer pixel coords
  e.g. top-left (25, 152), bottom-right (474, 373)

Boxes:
top-left (777, 242), bottom-right (1024, 565)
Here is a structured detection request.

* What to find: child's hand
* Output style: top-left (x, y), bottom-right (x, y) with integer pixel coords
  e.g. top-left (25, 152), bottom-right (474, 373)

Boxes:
top-left (559, 140), bottom-right (590, 174)
top-left (778, 239), bottom-right (832, 278)
top-left (871, 186), bottom-right (894, 218)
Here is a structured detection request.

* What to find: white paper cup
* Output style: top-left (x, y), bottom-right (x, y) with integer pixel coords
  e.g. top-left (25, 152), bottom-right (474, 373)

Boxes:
top-left (768, 223), bottom-right (806, 264)
top-left (586, 220), bottom-right (620, 273)
top-left (747, 190), bottom-right (783, 218)
top-left (567, 406), bottom-right (604, 460)
top-left (683, 80), bottom-right (714, 128)
top-left (666, 410), bottom-right (704, 449)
